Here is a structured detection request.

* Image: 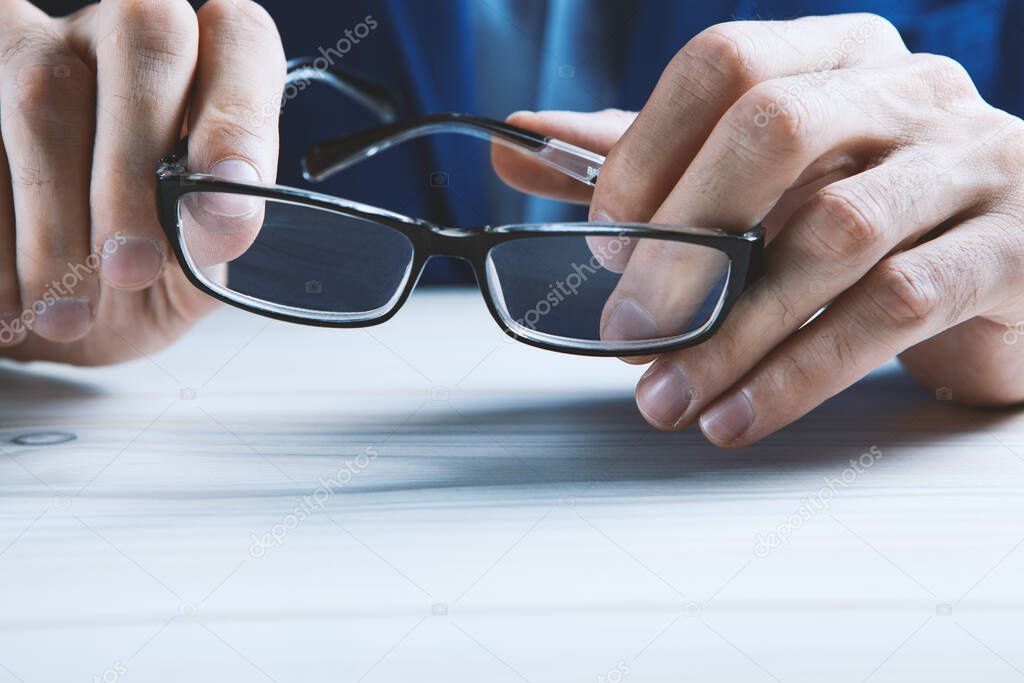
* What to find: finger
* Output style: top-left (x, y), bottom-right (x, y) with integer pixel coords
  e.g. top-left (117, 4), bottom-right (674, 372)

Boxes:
top-left (492, 109), bottom-right (641, 276)
top-left (0, 139), bottom-right (25, 347)
top-left (590, 13), bottom-right (908, 225)
top-left (602, 65), bottom-right (900, 347)
top-left (697, 220), bottom-right (1010, 447)
top-left (634, 152), bottom-right (996, 430)
top-left (760, 163), bottom-right (859, 237)
top-left (180, 0), bottom-right (285, 265)
top-left (1, 22), bottom-right (99, 342)
top-left (56, 4), bottom-right (99, 60)
top-left (90, 0), bottom-right (199, 291)
top-left (491, 109), bottom-right (635, 203)
top-left (0, 0), bottom-right (48, 26)
top-left (900, 316), bottom-right (1024, 407)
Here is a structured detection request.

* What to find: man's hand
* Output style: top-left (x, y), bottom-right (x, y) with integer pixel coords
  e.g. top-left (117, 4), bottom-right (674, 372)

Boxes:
top-left (494, 14), bottom-right (1024, 446)
top-left (0, 0), bottom-right (285, 365)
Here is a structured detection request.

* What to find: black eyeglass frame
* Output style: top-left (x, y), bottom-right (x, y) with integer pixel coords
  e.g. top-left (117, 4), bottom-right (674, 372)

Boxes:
top-left (155, 58), bottom-right (765, 357)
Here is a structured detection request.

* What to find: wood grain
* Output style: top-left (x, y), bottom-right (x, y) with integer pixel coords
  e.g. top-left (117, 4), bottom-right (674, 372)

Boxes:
top-left (1, 289), bottom-right (1022, 682)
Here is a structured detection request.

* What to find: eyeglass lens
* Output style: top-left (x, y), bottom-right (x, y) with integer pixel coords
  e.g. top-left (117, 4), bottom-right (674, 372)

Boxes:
top-left (178, 192), bottom-right (415, 321)
top-left (485, 234), bottom-right (730, 349)
top-left (176, 192), bottom-right (731, 347)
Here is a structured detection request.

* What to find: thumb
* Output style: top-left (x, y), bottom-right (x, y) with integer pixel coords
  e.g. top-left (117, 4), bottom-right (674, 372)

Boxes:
top-left (492, 109), bottom-right (636, 204)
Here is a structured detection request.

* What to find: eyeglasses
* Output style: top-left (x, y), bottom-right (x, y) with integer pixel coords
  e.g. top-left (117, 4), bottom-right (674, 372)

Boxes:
top-left (156, 58), bottom-right (764, 357)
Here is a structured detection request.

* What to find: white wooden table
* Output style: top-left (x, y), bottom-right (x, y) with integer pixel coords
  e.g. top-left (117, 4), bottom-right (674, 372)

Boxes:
top-left (1, 289), bottom-right (1022, 682)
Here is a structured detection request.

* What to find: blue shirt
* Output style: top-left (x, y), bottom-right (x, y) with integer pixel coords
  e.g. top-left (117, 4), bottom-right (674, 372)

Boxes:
top-left (35, 0), bottom-right (1024, 282)
top-left (269, 0), bottom-right (1023, 282)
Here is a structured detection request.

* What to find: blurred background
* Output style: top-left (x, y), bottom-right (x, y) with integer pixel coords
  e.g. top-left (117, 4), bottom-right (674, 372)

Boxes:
top-left (34, 0), bottom-right (1024, 283)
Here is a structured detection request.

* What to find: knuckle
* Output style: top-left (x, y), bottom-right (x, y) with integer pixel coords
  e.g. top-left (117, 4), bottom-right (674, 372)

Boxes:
top-left (696, 335), bottom-right (741, 388)
top-left (911, 53), bottom-right (978, 104)
top-left (656, 48), bottom-right (728, 115)
top-left (1, 47), bottom-right (90, 145)
top-left (104, 0), bottom-right (198, 93)
top-left (685, 316), bottom-right (740, 377)
top-left (737, 81), bottom-right (812, 154)
top-left (823, 328), bottom-right (858, 373)
top-left (986, 114), bottom-right (1024, 182)
top-left (202, 106), bottom-right (266, 146)
top-left (780, 352), bottom-right (816, 392)
top-left (195, 0), bottom-right (286, 96)
top-left (867, 257), bottom-right (941, 326)
top-left (96, 0), bottom-right (197, 117)
top-left (678, 24), bottom-right (760, 93)
top-left (192, 112), bottom-right (269, 172)
top-left (925, 53), bottom-right (974, 87)
top-left (235, 0), bottom-right (281, 36)
top-left (855, 13), bottom-right (906, 51)
top-left (766, 273), bottom-right (804, 329)
top-left (199, 0), bottom-right (281, 42)
top-left (108, 0), bottom-right (198, 62)
top-left (806, 186), bottom-right (884, 260)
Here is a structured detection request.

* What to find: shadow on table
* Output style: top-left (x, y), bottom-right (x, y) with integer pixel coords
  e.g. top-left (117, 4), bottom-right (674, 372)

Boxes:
top-left (19, 361), bottom-right (1014, 502)
top-left (0, 363), bottom-right (103, 403)
top-left (320, 363), bottom-right (1020, 501)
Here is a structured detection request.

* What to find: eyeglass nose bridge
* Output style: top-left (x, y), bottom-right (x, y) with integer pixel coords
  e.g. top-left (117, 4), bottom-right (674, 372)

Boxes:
top-left (419, 224), bottom-right (492, 262)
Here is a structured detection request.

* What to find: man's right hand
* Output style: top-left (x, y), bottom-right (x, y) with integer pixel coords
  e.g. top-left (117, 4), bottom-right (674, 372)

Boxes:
top-left (0, 0), bottom-right (285, 365)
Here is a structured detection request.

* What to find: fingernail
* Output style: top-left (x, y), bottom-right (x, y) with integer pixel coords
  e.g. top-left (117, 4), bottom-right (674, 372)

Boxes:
top-left (100, 235), bottom-right (165, 289)
top-left (700, 392), bottom-right (754, 445)
top-left (32, 298), bottom-right (92, 342)
top-left (590, 208), bottom-right (612, 223)
top-left (603, 298), bottom-right (658, 341)
top-left (0, 310), bottom-right (27, 346)
top-left (204, 158), bottom-right (261, 217)
top-left (636, 362), bottom-right (694, 426)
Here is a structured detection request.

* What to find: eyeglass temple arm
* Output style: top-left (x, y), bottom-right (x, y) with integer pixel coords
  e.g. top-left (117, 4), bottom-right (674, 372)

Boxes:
top-left (159, 59), bottom-right (400, 170)
top-left (300, 112), bottom-right (606, 186)
top-left (285, 57), bottom-right (399, 123)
